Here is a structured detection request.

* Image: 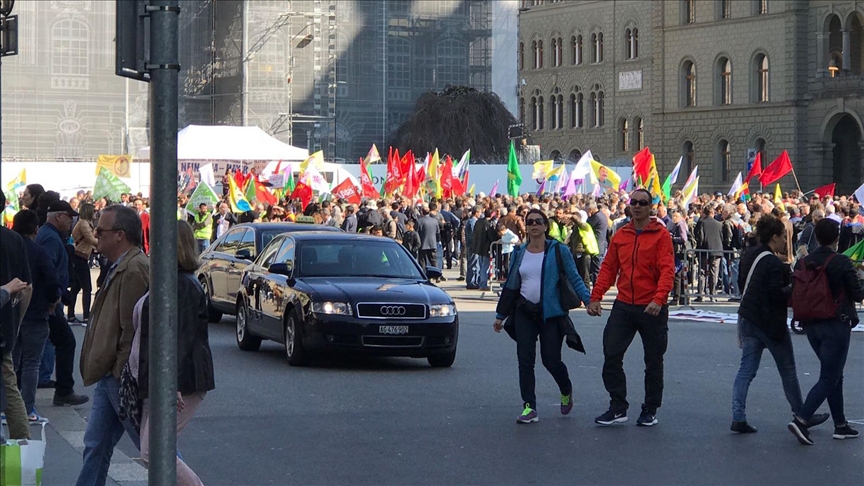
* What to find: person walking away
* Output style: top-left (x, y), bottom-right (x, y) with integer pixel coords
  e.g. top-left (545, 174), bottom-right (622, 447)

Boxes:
top-left (472, 208), bottom-right (497, 291)
top-left (566, 210), bottom-right (597, 288)
top-left (787, 219), bottom-right (864, 445)
top-left (76, 205), bottom-right (150, 486)
top-left (464, 207), bottom-right (480, 289)
top-left (416, 204), bottom-right (441, 269)
top-left (586, 202), bottom-right (609, 284)
top-left (668, 209), bottom-right (689, 305)
top-left (493, 209), bottom-right (591, 423)
top-left (731, 215), bottom-right (827, 435)
top-left (795, 209), bottom-right (824, 259)
top-left (12, 210), bottom-right (60, 423)
top-left (133, 198), bottom-right (150, 254)
top-left (191, 202), bottom-right (213, 254)
top-left (694, 205), bottom-right (723, 302)
top-left (587, 189), bottom-right (675, 427)
top-left (495, 222), bottom-right (520, 281)
top-left (128, 221), bottom-right (214, 485)
top-left (69, 203), bottom-right (98, 324)
top-left (401, 220), bottom-right (421, 261)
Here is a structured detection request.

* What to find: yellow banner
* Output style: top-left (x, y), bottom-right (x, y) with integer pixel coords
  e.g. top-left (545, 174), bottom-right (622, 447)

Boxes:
top-left (96, 154), bottom-right (132, 178)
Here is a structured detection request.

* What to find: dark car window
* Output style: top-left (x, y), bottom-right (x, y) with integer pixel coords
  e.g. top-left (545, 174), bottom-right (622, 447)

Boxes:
top-left (238, 228), bottom-right (256, 254)
top-left (257, 236), bottom-right (283, 269)
top-left (274, 239), bottom-right (295, 264)
top-left (296, 240), bottom-right (423, 279)
top-left (260, 225), bottom-right (340, 249)
top-left (216, 228), bottom-right (245, 254)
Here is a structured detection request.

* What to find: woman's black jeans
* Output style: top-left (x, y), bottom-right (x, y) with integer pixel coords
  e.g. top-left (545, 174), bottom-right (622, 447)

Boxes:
top-left (68, 254), bottom-right (93, 320)
top-left (514, 299), bottom-right (571, 409)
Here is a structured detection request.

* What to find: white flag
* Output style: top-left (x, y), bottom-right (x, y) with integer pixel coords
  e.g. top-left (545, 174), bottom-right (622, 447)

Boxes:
top-left (199, 163), bottom-right (217, 188)
top-left (301, 166), bottom-right (331, 194)
top-left (572, 150), bottom-right (594, 180)
top-left (855, 182), bottom-right (864, 209)
top-left (727, 172), bottom-right (743, 197)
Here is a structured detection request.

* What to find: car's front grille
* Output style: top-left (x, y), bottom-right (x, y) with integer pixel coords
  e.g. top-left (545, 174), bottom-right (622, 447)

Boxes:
top-left (356, 303), bottom-right (426, 320)
top-left (362, 336), bottom-right (424, 347)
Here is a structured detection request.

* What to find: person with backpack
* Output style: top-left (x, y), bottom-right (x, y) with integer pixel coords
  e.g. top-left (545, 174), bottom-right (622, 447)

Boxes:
top-left (787, 219), bottom-right (864, 445)
top-left (731, 215), bottom-right (828, 435)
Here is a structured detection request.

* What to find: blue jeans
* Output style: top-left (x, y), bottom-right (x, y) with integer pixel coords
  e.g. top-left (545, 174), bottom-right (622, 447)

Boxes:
top-left (466, 252), bottom-right (480, 288)
top-left (76, 375), bottom-right (141, 486)
top-left (12, 319), bottom-right (50, 414)
top-left (799, 321), bottom-right (851, 426)
top-left (478, 256), bottom-right (491, 289)
top-left (732, 317), bottom-right (803, 422)
top-left (729, 256), bottom-right (740, 296)
top-left (39, 340), bottom-right (55, 384)
top-left (196, 239), bottom-right (209, 254)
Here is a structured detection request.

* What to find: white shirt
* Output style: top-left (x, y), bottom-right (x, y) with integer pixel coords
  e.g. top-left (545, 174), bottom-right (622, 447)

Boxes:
top-left (519, 249), bottom-right (544, 304)
top-left (500, 230), bottom-right (520, 254)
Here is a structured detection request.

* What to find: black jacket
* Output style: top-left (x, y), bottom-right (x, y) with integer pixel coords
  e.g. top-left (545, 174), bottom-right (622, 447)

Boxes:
top-left (794, 247), bottom-right (864, 325)
top-left (138, 272), bottom-right (215, 399)
top-left (587, 212), bottom-right (609, 253)
top-left (401, 230), bottom-right (421, 258)
top-left (341, 214), bottom-right (358, 233)
top-left (0, 227), bottom-right (31, 351)
top-left (471, 217), bottom-right (496, 257)
top-left (22, 237), bottom-right (61, 321)
top-left (737, 245), bottom-right (792, 341)
top-left (695, 216), bottom-right (724, 256)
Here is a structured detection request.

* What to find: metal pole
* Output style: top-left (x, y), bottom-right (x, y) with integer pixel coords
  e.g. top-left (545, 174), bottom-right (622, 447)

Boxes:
top-left (147, 0), bottom-right (180, 485)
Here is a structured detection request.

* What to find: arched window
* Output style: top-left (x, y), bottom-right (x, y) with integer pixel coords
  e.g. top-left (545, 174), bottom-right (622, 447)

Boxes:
top-left (682, 60), bottom-right (696, 107)
top-left (532, 40), bottom-right (538, 69)
top-left (720, 0), bottom-right (731, 20)
top-left (519, 42), bottom-right (524, 70)
top-left (572, 35), bottom-right (583, 65)
top-left (590, 92), bottom-right (597, 127)
top-left (591, 33), bottom-right (603, 63)
top-left (519, 97), bottom-right (525, 124)
top-left (531, 96), bottom-right (538, 130)
top-left (568, 149), bottom-right (582, 163)
top-left (850, 14), bottom-right (863, 74)
top-left (590, 88), bottom-right (604, 127)
top-left (754, 137), bottom-right (767, 167)
top-left (51, 19), bottom-right (90, 76)
top-left (552, 36), bottom-right (563, 67)
top-left (549, 96), bottom-right (557, 129)
top-left (718, 139), bottom-right (732, 182)
top-left (625, 28), bottom-right (638, 60)
top-left (554, 90), bottom-right (564, 129)
top-left (635, 117), bottom-right (644, 150)
top-left (683, 0), bottom-right (696, 24)
top-left (754, 53), bottom-right (769, 102)
top-left (538, 96), bottom-right (545, 129)
top-left (620, 119), bottom-right (630, 152)
top-left (682, 140), bottom-right (695, 175)
top-left (550, 150), bottom-right (562, 163)
top-left (571, 91), bottom-right (584, 128)
top-left (389, 37), bottom-right (411, 88)
top-left (598, 92), bottom-right (605, 126)
top-left (717, 57), bottom-right (732, 105)
top-left (538, 40), bottom-right (544, 68)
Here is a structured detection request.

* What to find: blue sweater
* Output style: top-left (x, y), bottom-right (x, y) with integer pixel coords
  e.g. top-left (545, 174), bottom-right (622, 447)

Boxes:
top-left (495, 239), bottom-right (591, 321)
top-left (36, 222), bottom-right (69, 291)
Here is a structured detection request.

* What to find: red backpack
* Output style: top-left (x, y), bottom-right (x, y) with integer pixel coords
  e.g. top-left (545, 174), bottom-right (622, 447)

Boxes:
top-left (791, 253), bottom-right (841, 323)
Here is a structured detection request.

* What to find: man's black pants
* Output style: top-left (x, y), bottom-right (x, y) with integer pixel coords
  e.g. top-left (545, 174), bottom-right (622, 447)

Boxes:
top-left (419, 249), bottom-right (437, 269)
top-left (49, 307), bottom-right (77, 397)
top-left (602, 300), bottom-right (668, 414)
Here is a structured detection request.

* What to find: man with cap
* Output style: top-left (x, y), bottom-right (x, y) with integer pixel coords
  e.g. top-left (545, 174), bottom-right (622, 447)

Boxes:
top-left (36, 200), bottom-right (89, 406)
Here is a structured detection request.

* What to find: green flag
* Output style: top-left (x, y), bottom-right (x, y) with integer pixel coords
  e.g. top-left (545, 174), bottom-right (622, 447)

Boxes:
top-left (285, 168), bottom-right (296, 193)
top-left (187, 181), bottom-right (221, 210)
top-left (506, 140), bottom-right (522, 197)
top-left (93, 167), bottom-right (131, 202)
top-left (843, 239), bottom-right (864, 261)
top-left (244, 178), bottom-right (257, 204)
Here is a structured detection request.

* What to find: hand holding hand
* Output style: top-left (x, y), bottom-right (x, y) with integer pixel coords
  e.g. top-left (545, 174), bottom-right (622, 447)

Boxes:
top-left (493, 319), bottom-right (504, 333)
top-left (586, 301), bottom-right (602, 317)
top-left (2, 278), bottom-right (28, 296)
top-left (644, 301), bottom-right (662, 316)
top-left (177, 392), bottom-right (186, 412)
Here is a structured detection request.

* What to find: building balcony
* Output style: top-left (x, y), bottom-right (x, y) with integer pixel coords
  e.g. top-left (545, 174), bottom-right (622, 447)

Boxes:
top-left (810, 73), bottom-right (864, 99)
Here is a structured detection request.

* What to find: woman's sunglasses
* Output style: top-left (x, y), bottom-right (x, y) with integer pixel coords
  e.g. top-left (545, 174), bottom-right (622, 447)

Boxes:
top-left (629, 199), bottom-right (651, 207)
top-left (525, 218), bottom-right (545, 226)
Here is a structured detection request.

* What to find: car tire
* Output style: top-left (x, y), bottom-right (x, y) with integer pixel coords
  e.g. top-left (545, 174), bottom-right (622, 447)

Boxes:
top-left (201, 278), bottom-right (223, 323)
top-left (235, 300), bottom-right (261, 351)
top-left (284, 311), bottom-right (309, 367)
top-left (427, 349), bottom-right (456, 368)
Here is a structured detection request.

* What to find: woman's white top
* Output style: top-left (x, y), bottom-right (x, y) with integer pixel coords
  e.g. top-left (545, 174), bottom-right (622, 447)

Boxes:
top-left (519, 249), bottom-right (544, 304)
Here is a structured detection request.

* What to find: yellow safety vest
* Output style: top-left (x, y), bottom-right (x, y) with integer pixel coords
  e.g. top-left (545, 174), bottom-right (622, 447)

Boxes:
top-left (193, 212), bottom-right (212, 240)
top-left (578, 224), bottom-right (599, 255)
top-left (549, 220), bottom-right (569, 243)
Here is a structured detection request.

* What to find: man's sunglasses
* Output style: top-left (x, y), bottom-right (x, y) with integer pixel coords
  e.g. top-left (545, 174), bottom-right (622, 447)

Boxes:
top-left (525, 218), bottom-right (545, 226)
top-left (95, 227), bottom-right (123, 237)
top-left (629, 199), bottom-right (651, 207)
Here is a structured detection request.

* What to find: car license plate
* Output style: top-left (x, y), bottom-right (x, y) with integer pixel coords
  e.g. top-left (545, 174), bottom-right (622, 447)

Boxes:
top-left (379, 325), bottom-right (409, 335)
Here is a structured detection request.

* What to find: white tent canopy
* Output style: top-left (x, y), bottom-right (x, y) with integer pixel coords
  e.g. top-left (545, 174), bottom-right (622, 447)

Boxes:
top-left (137, 125), bottom-right (309, 161)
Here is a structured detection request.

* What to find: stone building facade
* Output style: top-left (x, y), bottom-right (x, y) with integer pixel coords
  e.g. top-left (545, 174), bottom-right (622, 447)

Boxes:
top-left (518, 0), bottom-right (864, 195)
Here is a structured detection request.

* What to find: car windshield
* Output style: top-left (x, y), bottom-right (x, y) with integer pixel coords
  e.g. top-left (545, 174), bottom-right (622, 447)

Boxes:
top-left (295, 240), bottom-right (424, 279)
top-left (261, 226), bottom-right (339, 249)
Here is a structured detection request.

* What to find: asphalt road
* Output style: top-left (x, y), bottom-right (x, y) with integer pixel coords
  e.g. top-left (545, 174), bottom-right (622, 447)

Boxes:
top-left (41, 278), bottom-right (864, 486)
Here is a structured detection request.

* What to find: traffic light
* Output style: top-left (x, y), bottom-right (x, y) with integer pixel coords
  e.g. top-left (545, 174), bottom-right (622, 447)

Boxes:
top-left (115, 0), bottom-right (150, 81)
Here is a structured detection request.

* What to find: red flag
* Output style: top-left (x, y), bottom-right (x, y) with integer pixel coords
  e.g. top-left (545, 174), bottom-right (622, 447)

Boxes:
top-left (403, 153), bottom-right (416, 199)
top-left (385, 147), bottom-right (403, 195)
top-left (233, 169), bottom-right (248, 189)
top-left (461, 170), bottom-right (469, 196)
top-left (359, 157), bottom-right (380, 199)
top-left (744, 152), bottom-right (762, 184)
top-left (440, 155), bottom-right (454, 197)
top-left (813, 182), bottom-right (836, 199)
top-left (331, 178), bottom-right (362, 204)
top-left (254, 180), bottom-right (277, 206)
top-left (632, 147), bottom-right (652, 184)
top-left (400, 150), bottom-right (413, 181)
top-left (760, 150), bottom-right (793, 186)
top-left (414, 164), bottom-right (426, 196)
top-left (451, 174), bottom-right (465, 196)
top-left (290, 181), bottom-right (313, 211)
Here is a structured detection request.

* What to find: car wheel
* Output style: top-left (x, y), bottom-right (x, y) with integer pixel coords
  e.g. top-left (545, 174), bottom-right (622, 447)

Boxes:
top-left (284, 312), bottom-right (309, 366)
top-left (235, 301), bottom-right (261, 351)
top-left (201, 278), bottom-right (223, 323)
top-left (427, 349), bottom-right (456, 368)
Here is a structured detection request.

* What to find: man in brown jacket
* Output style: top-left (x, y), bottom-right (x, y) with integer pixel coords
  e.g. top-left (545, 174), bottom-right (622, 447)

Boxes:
top-left (76, 205), bottom-right (149, 486)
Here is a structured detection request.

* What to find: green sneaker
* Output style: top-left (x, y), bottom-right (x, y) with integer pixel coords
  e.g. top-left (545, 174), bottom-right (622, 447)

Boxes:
top-left (517, 404), bottom-right (538, 424)
top-left (561, 394), bottom-right (573, 415)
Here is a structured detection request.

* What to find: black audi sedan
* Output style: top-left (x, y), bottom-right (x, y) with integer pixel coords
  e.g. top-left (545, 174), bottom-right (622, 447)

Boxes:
top-left (235, 232), bottom-right (458, 367)
top-left (197, 222), bottom-right (341, 322)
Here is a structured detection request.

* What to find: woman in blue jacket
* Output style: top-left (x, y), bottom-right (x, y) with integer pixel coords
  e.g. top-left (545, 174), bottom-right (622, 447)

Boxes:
top-left (493, 209), bottom-right (592, 423)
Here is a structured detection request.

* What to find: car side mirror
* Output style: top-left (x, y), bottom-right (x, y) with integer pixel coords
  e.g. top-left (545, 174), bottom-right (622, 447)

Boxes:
top-left (269, 262), bottom-right (293, 278)
top-left (235, 249), bottom-right (253, 261)
top-left (425, 266), bottom-right (442, 281)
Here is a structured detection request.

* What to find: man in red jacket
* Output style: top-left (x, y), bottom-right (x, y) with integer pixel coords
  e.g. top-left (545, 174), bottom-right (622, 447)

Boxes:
top-left (587, 188), bottom-right (676, 427)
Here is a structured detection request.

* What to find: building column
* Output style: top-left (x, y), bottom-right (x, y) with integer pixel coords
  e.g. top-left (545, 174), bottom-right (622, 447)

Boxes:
top-left (816, 32), bottom-right (827, 76)
top-left (842, 30), bottom-right (851, 72)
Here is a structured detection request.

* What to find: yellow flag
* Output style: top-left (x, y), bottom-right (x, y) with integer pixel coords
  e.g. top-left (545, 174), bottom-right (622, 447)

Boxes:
top-left (6, 169), bottom-right (26, 191)
top-left (774, 183), bottom-right (784, 211)
top-left (227, 176), bottom-right (252, 213)
top-left (96, 155), bottom-right (132, 178)
top-left (532, 160), bottom-right (553, 180)
top-left (429, 149), bottom-right (442, 198)
top-left (589, 160), bottom-right (622, 192)
top-left (468, 183), bottom-right (475, 195)
top-left (299, 151), bottom-right (324, 173)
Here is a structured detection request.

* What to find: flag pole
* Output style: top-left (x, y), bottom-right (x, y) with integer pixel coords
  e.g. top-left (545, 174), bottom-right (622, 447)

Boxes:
top-left (790, 167), bottom-right (803, 194)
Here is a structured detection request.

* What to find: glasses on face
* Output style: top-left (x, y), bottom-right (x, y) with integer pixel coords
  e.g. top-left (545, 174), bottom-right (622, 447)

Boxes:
top-left (525, 218), bottom-right (545, 226)
top-left (629, 199), bottom-right (651, 207)
top-left (95, 227), bottom-right (122, 237)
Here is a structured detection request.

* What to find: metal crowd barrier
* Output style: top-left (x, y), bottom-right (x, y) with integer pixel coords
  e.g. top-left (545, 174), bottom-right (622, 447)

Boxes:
top-left (680, 248), bottom-right (744, 306)
top-left (480, 240), bottom-right (506, 298)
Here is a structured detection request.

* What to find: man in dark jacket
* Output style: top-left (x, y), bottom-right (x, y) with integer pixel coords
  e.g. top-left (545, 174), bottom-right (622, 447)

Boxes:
top-left (341, 205), bottom-right (358, 233)
top-left (416, 204), bottom-right (441, 269)
top-left (587, 202), bottom-right (608, 284)
top-left (464, 207), bottom-right (480, 289)
top-left (731, 215), bottom-right (823, 435)
top-left (695, 205), bottom-right (724, 302)
top-left (401, 220), bottom-right (421, 260)
top-left (471, 208), bottom-right (496, 291)
top-left (788, 219), bottom-right (864, 445)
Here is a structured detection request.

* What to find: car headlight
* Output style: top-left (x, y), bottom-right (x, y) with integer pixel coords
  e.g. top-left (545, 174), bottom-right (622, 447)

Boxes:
top-left (429, 304), bottom-right (456, 318)
top-left (311, 302), bottom-right (353, 316)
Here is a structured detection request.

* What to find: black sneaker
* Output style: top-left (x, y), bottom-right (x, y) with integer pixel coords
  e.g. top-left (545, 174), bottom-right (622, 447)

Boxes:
top-left (595, 410), bottom-right (628, 426)
top-left (730, 421), bottom-right (758, 433)
top-left (807, 413), bottom-right (830, 428)
top-left (787, 417), bottom-right (814, 445)
top-left (833, 424), bottom-right (859, 440)
top-left (53, 393), bottom-right (90, 406)
top-left (636, 409), bottom-right (658, 427)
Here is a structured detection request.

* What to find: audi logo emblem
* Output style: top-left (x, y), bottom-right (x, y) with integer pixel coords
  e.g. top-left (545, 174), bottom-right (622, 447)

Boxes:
top-left (379, 306), bottom-right (407, 316)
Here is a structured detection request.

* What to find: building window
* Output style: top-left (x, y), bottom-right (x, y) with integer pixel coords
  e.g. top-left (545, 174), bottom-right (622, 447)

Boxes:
top-left (717, 57), bottom-right (732, 105)
top-left (553, 91), bottom-right (563, 129)
top-left (570, 91), bottom-right (584, 128)
top-left (718, 139), bottom-right (732, 182)
top-left (720, 0), bottom-right (731, 20)
top-left (682, 60), bottom-right (697, 107)
top-left (531, 96), bottom-right (538, 130)
top-left (388, 37), bottom-right (411, 88)
top-left (437, 39), bottom-right (467, 86)
top-left (568, 149), bottom-right (582, 163)
top-left (754, 138), bottom-right (767, 167)
top-left (625, 28), bottom-right (638, 60)
top-left (620, 119), bottom-right (629, 152)
top-left (635, 117), bottom-right (644, 150)
top-left (757, 0), bottom-right (768, 15)
top-left (572, 35), bottom-right (583, 65)
top-left (590, 88), bottom-right (604, 127)
top-left (754, 53), bottom-right (769, 102)
top-left (682, 141), bottom-right (695, 175)
top-left (552, 36), bottom-right (562, 67)
top-left (519, 42), bottom-right (524, 70)
top-left (683, 0), bottom-right (695, 24)
top-left (591, 33), bottom-right (604, 63)
top-left (51, 19), bottom-right (90, 76)
top-left (538, 40), bottom-right (544, 68)
top-left (254, 36), bottom-right (286, 90)
top-left (519, 97), bottom-right (525, 124)
top-left (538, 96), bottom-right (545, 129)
